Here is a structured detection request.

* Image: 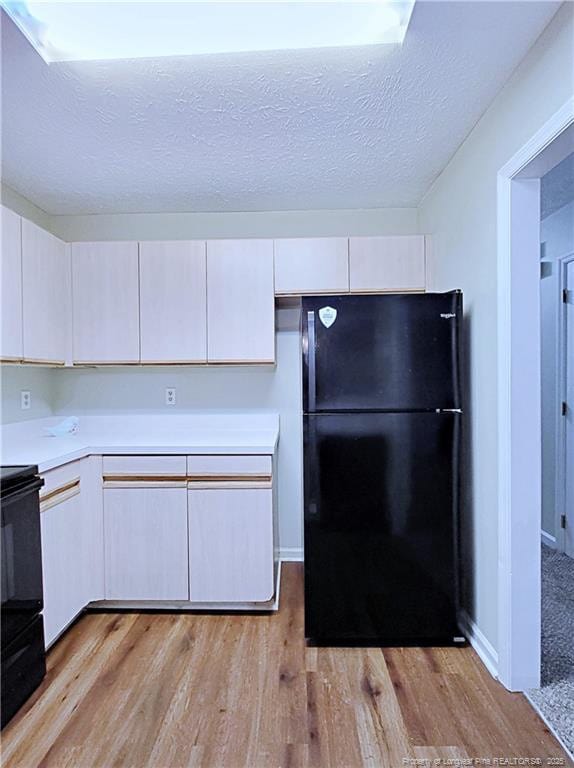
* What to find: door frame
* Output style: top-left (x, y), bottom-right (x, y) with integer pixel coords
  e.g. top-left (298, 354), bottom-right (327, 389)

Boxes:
top-left (556, 252), bottom-right (574, 554)
top-left (496, 96), bottom-right (574, 691)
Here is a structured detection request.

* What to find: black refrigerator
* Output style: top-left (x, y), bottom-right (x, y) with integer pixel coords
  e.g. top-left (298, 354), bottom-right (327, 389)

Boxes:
top-left (302, 292), bottom-right (464, 646)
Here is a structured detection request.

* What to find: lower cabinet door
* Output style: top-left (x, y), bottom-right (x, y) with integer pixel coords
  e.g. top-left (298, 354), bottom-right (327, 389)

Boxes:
top-left (104, 488), bottom-right (189, 600)
top-left (41, 494), bottom-right (85, 647)
top-left (188, 488), bottom-right (274, 602)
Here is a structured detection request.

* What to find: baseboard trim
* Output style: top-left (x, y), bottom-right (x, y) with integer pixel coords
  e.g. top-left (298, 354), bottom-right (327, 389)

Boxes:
top-left (541, 530), bottom-right (557, 548)
top-left (459, 610), bottom-right (499, 680)
top-left (525, 691), bottom-right (574, 761)
top-left (279, 547), bottom-right (304, 562)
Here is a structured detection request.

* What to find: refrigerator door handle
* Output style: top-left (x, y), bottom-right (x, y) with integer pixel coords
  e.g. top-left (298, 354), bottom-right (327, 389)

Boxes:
top-left (307, 310), bottom-right (317, 412)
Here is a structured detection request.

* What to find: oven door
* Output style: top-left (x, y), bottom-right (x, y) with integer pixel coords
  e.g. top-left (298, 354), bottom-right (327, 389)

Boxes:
top-left (1, 477), bottom-right (44, 646)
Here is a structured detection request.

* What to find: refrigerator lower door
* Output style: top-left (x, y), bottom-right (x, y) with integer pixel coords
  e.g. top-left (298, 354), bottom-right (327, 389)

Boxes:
top-left (304, 411), bottom-right (462, 644)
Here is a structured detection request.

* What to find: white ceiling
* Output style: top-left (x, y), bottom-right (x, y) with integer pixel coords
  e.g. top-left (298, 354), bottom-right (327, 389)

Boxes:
top-left (0, 2), bottom-right (560, 216)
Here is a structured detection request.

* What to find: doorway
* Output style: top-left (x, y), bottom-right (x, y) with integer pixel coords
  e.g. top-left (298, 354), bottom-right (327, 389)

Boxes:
top-left (496, 99), bottom-right (573, 695)
top-left (528, 153), bottom-right (574, 755)
top-left (564, 256), bottom-right (574, 558)
top-left (539, 154), bottom-right (574, 556)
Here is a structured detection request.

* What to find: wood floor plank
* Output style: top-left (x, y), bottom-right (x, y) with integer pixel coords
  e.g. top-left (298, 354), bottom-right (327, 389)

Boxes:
top-left (2, 613), bottom-right (139, 767)
top-left (2, 564), bottom-right (571, 768)
top-left (275, 565), bottom-right (307, 748)
top-left (346, 648), bottom-right (411, 767)
top-left (383, 647), bottom-right (441, 746)
top-left (413, 746), bottom-right (471, 761)
top-left (314, 648), bottom-right (365, 767)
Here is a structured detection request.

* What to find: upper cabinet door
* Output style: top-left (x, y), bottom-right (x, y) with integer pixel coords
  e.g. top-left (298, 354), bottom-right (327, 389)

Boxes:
top-left (72, 242), bottom-right (139, 364)
top-left (274, 237), bottom-right (349, 295)
top-left (1, 206), bottom-right (23, 360)
top-left (22, 219), bottom-right (69, 364)
top-left (139, 241), bottom-right (207, 363)
top-left (349, 235), bottom-right (426, 293)
top-left (207, 239), bottom-right (275, 363)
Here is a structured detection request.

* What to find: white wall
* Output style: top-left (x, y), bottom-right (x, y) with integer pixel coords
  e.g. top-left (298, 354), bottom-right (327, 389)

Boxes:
top-left (0, 188), bottom-right (418, 243)
top-left (0, 366), bottom-right (55, 424)
top-left (540, 199), bottom-right (574, 538)
top-left (418, 4), bottom-right (574, 653)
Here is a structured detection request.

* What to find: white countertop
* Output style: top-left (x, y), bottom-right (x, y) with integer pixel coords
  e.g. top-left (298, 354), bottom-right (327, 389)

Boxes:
top-left (0, 413), bottom-right (279, 472)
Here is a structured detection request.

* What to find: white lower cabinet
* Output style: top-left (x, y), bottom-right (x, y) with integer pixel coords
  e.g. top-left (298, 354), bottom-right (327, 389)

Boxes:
top-left (40, 453), bottom-right (275, 637)
top-left (40, 460), bottom-right (97, 647)
top-left (188, 487), bottom-right (274, 603)
top-left (104, 487), bottom-right (189, 600)
top-left (41, 493), bottom-right (84, 646)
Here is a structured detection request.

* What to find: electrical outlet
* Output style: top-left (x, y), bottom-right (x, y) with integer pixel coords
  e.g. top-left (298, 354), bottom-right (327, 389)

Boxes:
top-left (165, 388), bottom-right (176, 406)
top-left (21, 390), bottom-right (31, 410)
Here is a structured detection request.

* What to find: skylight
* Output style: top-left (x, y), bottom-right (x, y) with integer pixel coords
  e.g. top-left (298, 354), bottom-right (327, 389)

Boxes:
top-left (1, 1), bottom-right (416, 63)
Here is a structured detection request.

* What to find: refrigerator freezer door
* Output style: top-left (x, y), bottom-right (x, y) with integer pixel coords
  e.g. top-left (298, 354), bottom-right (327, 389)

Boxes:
top-left (302, 293), bottom-right (462, 413)
top-left (303, 411), bottom-right (461, 643)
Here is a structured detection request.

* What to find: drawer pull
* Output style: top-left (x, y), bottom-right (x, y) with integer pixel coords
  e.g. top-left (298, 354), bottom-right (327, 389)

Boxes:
top-left (103, 472), bottom-right (272, 490)
top-left (40, 479), bottom-right (80, 511)
top-left (187, 474), bottom-right (271, 483)
top-left (103, 474), bottom-right (187, 489)
top-left (187, 473), bottom-right (272, 490)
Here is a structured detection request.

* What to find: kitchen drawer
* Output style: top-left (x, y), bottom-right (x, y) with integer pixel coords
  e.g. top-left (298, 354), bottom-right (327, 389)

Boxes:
top-left (102, 455), bottom-right (187, 477)
top-left (186, 455), bottom-right (272, 478)
top-left (40, 461), bottom-right (82, 508)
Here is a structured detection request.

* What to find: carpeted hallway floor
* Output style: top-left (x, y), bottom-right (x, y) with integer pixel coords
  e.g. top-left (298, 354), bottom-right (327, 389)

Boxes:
top-left (527, 544), bottom-right (574, 756)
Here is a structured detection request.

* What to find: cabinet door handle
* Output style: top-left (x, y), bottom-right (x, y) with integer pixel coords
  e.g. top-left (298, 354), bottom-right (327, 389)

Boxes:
top-left (102, 475), bottom-right (187, 488)
top-left (40, 479), bottom-right (80, 511)
top-left (187, 473), bottom-right (272, 490)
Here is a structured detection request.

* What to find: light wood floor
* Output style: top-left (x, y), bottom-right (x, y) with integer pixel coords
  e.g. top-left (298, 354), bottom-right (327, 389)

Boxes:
top-left (2, 564), bottom-right (571, 768)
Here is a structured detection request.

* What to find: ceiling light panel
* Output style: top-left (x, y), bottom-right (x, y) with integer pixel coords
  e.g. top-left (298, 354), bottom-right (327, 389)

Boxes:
top-left (1, 1), bottom-right (416, 63)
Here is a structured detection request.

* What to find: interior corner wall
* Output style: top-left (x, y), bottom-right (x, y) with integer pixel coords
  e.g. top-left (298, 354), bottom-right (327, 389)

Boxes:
top-left (0, 184), bottom-right (54, 233)
top-left (417, 3), bottom-right (574, 654)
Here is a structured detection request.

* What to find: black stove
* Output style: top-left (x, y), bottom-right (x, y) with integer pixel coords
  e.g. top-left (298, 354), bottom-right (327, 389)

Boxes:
top-left (1, 465), bottom-right (46, 728)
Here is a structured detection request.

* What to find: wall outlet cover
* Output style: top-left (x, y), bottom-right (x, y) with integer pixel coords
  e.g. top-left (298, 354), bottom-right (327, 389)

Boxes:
top-left (21, 390), bottom-right (31, 410)
top-left (165, 387), bottom-right (176, 406)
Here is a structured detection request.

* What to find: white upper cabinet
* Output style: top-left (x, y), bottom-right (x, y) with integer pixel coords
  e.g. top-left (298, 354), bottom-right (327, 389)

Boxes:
top-left (1, 206), bottom-right (23, 360)
top-left (139, 240), bottom-right (207, 363)
top-left (72, 241), bottom-right (140, 364)
top-left (22, 219), bottom-right (69, 364)
top-left (349, 235), bottom-right (426, 293)
top-left (206, 239), bottom-right (275, 363)
top-left (274, 237), bottom-right (349, 295)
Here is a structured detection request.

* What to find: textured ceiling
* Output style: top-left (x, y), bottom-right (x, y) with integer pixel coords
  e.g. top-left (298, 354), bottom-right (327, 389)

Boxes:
top-left (0, 2), bottom-right (560, 215)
